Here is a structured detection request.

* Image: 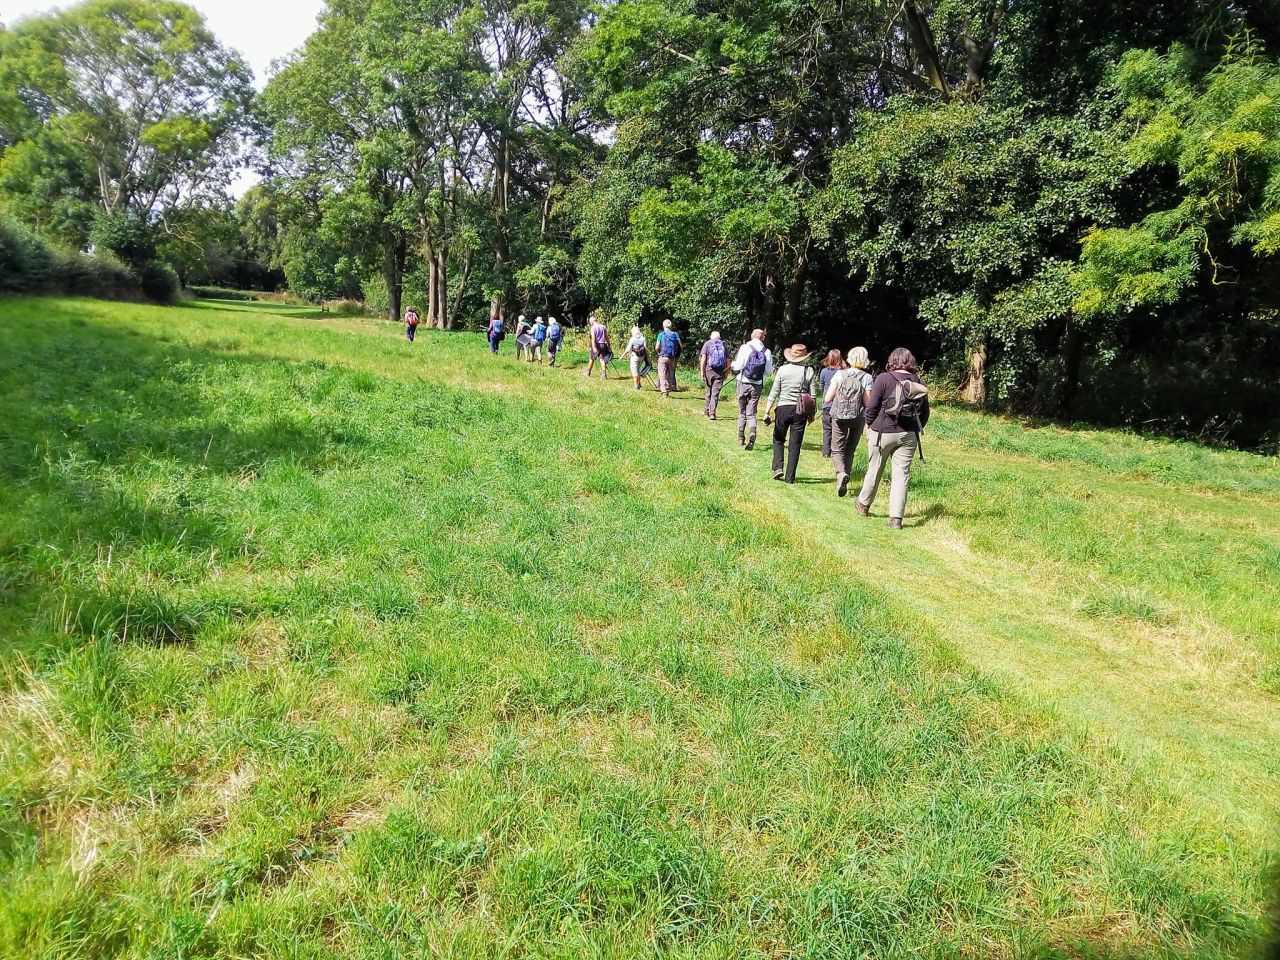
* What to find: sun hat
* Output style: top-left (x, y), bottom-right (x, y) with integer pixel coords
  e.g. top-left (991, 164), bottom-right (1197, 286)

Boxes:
top-left (783, 343), bottom-right (809, 362)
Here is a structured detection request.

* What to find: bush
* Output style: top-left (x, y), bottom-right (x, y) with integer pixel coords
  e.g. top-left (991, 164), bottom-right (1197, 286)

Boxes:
top-left (0, 219), bottom-right (56, 293)
top-left (53, 248), bottom-right (137, 300)
top-left (137, 262), bottom-right (180, 305)
top-left (324, 299), bottom-right (370, 317)
top-left (0, 216), bottom-right (178, 304)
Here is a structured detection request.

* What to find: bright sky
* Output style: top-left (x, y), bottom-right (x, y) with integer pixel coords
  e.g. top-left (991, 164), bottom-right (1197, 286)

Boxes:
top-left (1, 0), bottom-right (325, 88)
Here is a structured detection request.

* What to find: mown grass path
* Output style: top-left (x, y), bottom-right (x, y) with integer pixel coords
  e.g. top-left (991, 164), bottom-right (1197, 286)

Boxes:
top-left (1, 297), bottom-right (1277, 959)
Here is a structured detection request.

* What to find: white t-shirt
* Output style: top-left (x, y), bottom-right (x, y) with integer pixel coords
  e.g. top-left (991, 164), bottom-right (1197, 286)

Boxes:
top-left (731, 341), bottom-right (774, 382)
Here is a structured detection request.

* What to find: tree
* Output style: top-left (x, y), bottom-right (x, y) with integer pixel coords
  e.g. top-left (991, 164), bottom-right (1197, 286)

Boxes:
top-left (0, 1), bottom-right (254, 225)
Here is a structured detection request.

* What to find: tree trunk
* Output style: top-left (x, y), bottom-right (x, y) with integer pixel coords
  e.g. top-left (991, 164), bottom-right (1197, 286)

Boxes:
top-left (436, 247), bottom-right (450, 329)
top-left (384, 233), bottom-right (404, 324)
top-left (488, 131), bottom-right (512, 326)
top-left (1060, 318), bottom-right (1084, 413)
top-left (783, 246), bottom-right (809, 334)
top-left (961, 336), bottom-right (988, 406)
top-left (902, 1), bottom-right (950, 95)
top-left (425, 237), bottom-right (438, 328)
top-left (447, 250), bottom-right (474, 330)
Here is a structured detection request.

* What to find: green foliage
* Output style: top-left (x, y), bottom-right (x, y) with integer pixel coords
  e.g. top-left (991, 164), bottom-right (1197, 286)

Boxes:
top-left (0, 217), bottom-right (140, 300)
top-left (1074, 42), bottom-right (1280, 316)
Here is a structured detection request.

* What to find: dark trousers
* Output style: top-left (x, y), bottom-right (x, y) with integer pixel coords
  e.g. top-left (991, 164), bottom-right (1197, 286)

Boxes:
top-left (821, 409), bottom-right (833, 456)
top-left (704, 369), bottom-right (725, 416)
top-left (489, 334), bottom-right (501, 353)
top-left (406, 324), bottom-right (416, 342)
top-left (772, 404), bottom-right (807, 482)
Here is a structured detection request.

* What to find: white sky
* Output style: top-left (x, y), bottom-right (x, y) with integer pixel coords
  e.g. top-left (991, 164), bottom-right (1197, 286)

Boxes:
top-left (1, 0), bottom-right (325, 88)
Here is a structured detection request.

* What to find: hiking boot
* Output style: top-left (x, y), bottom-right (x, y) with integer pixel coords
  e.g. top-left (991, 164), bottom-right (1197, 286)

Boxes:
top-left (837, 473), bottom-right (849, 498)
top-left (888, 517), bottom-right (903, 530)
top-left (745, 436), bottom-right (755, 451)
top-left (773, 470), bottom-right (784, 481)
top-left (738, 435), bottom-right (746, 446)
top-left (855, 499), bottom-right (870, 517)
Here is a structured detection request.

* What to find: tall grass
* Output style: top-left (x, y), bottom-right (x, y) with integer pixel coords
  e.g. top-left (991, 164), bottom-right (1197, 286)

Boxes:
top-left (0, 297), bottom-right (1276, 959)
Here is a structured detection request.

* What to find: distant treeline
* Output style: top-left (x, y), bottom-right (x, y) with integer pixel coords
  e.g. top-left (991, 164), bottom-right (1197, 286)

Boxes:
top-left (1, 1), bottom-right (1278, 448)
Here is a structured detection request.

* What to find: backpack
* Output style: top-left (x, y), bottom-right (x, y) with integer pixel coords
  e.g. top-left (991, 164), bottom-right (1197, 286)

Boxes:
top-left (547, 324), bottom-right (562, 344)
top-left (705, 338), bottom-right (726, 370)
top-left (658, 331), bottom-right (680, 358)
top-left (885, 374), bottom-right (929, 426)
top-left (406, 311), bottom-right (419, 327)
top-left (741, 344), bottom-right (766, 380)
top-left (832, 370), bottom-right (867, 421)
top-left (533, 323), bottom-right (547, 342)
top-left (630, 337), bottom-right (647, 359)
top-left (491, 318), bottom-right (504, 336)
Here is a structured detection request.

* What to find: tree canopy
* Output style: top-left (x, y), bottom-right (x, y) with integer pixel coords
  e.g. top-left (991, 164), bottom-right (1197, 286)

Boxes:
top-left (2, 0), bottom-right (1278, 448)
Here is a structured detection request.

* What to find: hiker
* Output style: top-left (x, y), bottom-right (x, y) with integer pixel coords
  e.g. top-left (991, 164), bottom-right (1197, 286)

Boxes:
top-left (585, 312), bottom-right (611, 379)
top-left (824, 346), bottom-right (875, 498)
top-left (405, 307), bottom-right (420, 342)
top-left (762, 344), bottom-right (816, 484)
top-left (622, 326), bottom-right (649, 391)
top-left (699, 331), bottom-right (729, 419)
top-left (531, 316), bottom-right (548, 363)
top-left (731, 329), bottom-right (773, 449)
top-left (818, 349), bottom-right (847, 457)
top-left (655, 319), bottom-right (682, 396)
top-left (514, 314), bottom-right (531, 360)
top-left (487, 310), bottom-right (505, 353)
top-left (546, 316), bottom-right (563, 366)
top-left (856, 347), bottom-right (930, 529)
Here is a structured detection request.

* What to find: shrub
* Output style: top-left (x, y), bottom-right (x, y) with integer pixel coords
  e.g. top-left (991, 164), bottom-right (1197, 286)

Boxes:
top-left (137, 262), bottom-right (180, 305)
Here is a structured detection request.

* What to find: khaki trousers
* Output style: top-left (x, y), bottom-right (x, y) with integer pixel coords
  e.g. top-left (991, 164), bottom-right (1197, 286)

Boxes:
top-left (857, 430), bottom-right (917, 520)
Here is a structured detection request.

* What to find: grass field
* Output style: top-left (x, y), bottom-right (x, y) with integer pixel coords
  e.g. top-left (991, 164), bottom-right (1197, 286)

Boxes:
top-left (1, 296), bottom-right (1277, 959)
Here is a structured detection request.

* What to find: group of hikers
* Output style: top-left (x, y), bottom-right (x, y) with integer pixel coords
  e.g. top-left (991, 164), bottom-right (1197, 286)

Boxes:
top-left (409, 307), bottom-right (930, 529)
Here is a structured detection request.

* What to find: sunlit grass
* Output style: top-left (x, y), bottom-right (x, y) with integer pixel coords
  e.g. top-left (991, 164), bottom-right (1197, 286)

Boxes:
top-left (0, 296), bottom-right (1276, 959)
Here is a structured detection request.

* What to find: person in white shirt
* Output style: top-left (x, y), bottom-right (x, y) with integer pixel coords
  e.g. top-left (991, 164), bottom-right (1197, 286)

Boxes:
top-left (730, 328), bottom-right (774, 450)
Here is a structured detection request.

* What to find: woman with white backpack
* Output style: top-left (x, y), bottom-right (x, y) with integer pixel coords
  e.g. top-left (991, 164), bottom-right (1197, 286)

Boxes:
top-left (824, 346), bottom-right (875, 498)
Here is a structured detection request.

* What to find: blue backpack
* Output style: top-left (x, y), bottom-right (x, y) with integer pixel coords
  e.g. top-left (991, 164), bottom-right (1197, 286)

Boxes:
top-left (533, 322), bottom-right (547, 342)
top-left (547, 323), bottom-right (562, 344)
top-left (658, 331), bottom-right (681, 358)
top-left (705, 338), bottom-right (726, 370)
top-left (742, 344), bottom-right (766, 380)
top-left (492, 318), bottom-right (504, 336)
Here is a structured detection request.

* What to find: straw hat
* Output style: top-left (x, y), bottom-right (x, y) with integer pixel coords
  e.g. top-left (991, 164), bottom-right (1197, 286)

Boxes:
top-left (783, 343), bottom-right (810, 362)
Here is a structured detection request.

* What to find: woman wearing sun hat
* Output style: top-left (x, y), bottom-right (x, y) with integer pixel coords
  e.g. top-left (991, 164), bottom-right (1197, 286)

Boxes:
top-left (762, 343), bottom-right (816, 483)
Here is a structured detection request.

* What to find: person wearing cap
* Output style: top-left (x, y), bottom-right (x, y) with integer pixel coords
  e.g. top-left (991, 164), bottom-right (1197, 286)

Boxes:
top-left (762, 344), bottom-right (816, 483)
top-left (699, 331), bottom-right (729, 419)
top-left (730, 329), bottom-right (773, 449)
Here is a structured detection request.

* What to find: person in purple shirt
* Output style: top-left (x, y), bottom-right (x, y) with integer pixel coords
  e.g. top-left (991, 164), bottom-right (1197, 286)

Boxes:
top-left (584, 311), bottom-right (611, 379)
top-left (699, 331), bottom-right (730, 419)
